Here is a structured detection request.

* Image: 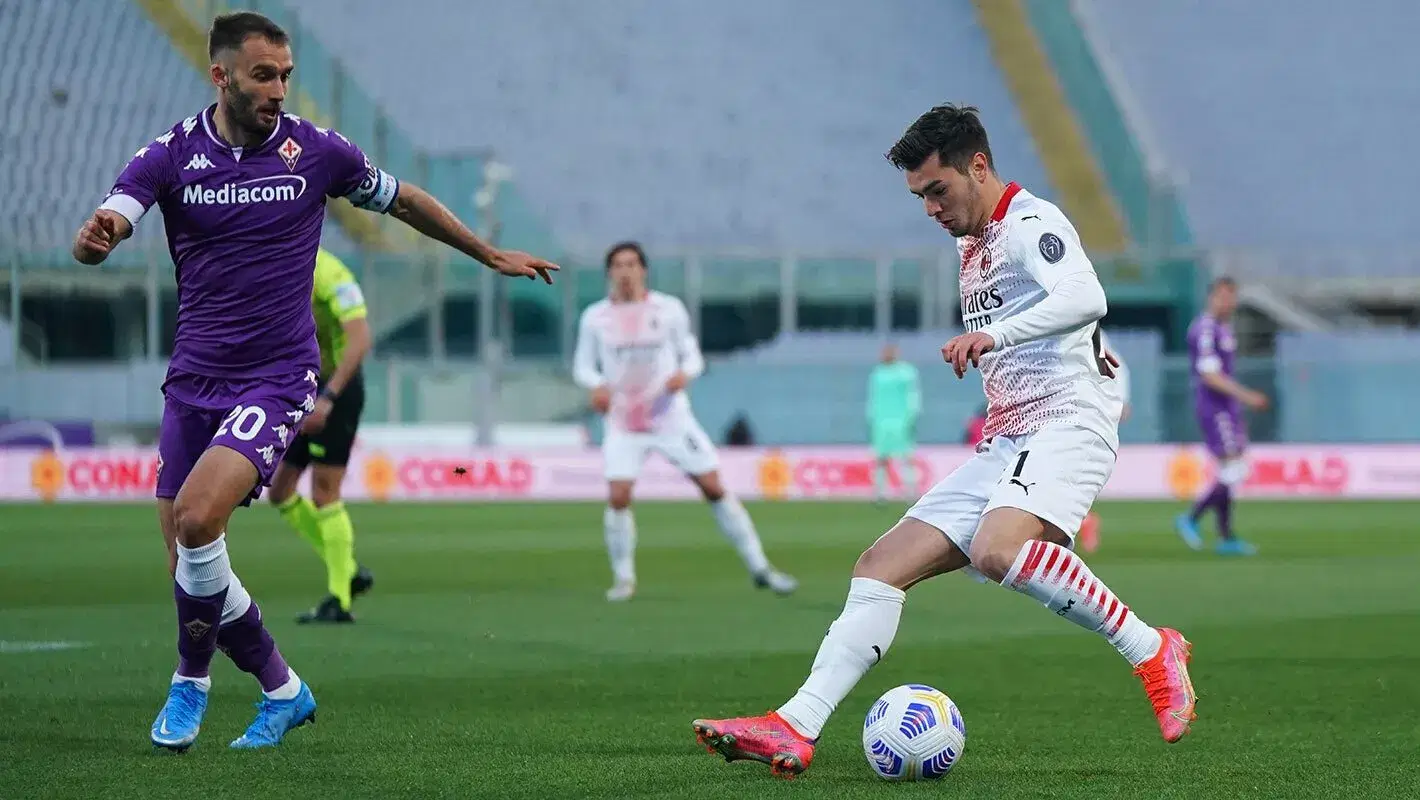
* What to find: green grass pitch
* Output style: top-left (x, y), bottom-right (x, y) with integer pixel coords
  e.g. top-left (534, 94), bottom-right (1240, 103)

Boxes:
top-left (3, 500), bottom-right (1419, 799)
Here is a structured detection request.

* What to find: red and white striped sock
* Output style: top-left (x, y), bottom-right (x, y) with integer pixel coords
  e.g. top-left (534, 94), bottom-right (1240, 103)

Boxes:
top-left (1002, 540), bottom-right (1162, 666)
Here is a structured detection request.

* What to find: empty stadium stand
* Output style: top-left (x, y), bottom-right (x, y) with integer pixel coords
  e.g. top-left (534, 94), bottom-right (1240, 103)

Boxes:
top-left (285, 0), bottom-right (1054, 252)
top-left (0, 0), bottom-right (355, 263)
top-left (1079, 0), bottom-right (1420, 250)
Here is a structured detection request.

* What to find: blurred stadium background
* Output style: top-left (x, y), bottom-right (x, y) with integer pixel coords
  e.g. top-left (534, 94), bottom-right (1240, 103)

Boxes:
top-left (6, 0), bottom-right (1417, 457)
top-left (6, 3), bottom-right (1420, 798)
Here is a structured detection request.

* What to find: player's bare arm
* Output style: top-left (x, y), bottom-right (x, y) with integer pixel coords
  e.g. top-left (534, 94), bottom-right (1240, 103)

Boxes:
top-left (387, 182), bottom-right (558, 283)
top-left (304, 316), bottom-right (370, 435)
top-left (1200, 370), bottom-right (1268, 409)
top-left (72, 209), bottom-right (134, 265)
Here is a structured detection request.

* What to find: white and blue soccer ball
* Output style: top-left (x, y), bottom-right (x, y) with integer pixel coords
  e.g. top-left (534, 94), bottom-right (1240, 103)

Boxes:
top-left (862, 684), bottom-right (966, 781)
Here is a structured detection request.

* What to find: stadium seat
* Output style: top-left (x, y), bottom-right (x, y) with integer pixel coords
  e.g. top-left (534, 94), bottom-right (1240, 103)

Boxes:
top-left (1080, 0), bottom-right (1420, 251)
top-left (0, 0), bottom-right (356, 264)
top-left (286, 0), bottom-right (1053, 251)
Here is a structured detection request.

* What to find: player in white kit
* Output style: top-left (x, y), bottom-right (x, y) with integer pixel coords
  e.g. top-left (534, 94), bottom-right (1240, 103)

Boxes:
top-left (573, 242), bottom-right (797, 602)
top-left (693, 105), bottom-right (1197, 778)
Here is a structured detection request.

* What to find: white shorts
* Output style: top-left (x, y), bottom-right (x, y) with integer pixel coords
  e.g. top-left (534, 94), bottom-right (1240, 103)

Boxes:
top-left (603, 418), bottom-right (720, 481)
top-left (904, 424), bottom-right (1116, 563)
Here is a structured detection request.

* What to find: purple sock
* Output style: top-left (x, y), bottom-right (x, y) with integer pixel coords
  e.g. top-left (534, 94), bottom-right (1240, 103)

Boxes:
top-left (1215, 484), bottom-right (1234, 540)
top-left (216, 603), bottom-right (292, 692)
top-left (1189, 482), bottom-right (1225, 523)
top-left (175, 583), bottom-right (227, 679)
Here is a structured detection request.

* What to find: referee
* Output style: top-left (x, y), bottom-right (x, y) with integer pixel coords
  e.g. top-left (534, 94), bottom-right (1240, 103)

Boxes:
top-left (269, 248), bottom-right (375, 623)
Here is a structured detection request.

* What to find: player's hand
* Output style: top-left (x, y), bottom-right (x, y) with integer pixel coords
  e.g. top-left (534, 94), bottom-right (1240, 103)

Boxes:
top-left (302, 397), bottom-right (334, 434)
top-left (942, 332), bottom-right (995, 378)
top-left (73, 210), bottom-right (127, 265)
top-left (1097, 348), bottom-right (1121, 379)
top-left (590, 386), bottom-right (611, 414)
top-left (1242, 390), bottom-right (1269, 411)
top-left (490, 250), bottom-right (559, 284)
top-left (1120, 403), bottom-right (1133, 423)
top-left (664, 372), bottom-right (689, 393)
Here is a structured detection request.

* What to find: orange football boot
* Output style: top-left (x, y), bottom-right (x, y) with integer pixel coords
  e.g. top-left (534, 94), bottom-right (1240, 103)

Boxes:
top-left (1079, 512), bottom-right (1101, 553)
top-left (692, 712), bottom-right (815, 778)
top-left (1133, 627), bottom-right (1197, 743)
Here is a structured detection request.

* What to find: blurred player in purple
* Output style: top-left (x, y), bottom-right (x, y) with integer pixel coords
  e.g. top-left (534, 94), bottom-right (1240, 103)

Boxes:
top-left (71, 12), bottom-right (557, 751)
top-left (1175, 277), bottom-right (1267, 555)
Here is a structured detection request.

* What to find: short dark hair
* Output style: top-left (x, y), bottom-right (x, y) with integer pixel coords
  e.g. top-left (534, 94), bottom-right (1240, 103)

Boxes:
top-left (886, 104), bottom-right (994, 174)
top-left (1210, 275), bottom-right (1238, 292)
top-left (604, 241), bottom-right (648, 271)
top-left (208, 12), bottom-right (289, 61)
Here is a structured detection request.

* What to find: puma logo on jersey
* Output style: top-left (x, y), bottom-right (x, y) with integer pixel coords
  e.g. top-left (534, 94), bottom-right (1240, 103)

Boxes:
top-left (1008, 478), bottom-right (1036, 495)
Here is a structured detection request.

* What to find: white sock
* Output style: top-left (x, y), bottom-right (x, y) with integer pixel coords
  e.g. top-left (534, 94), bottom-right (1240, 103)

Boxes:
top-left (777, 577), bottom-right (905, 739)
top-left (175, 535), bottom-right (232, 599)
top-left (710, 496), bottom-right (771, 576)
top-left (263, 669), bottom-right (302, 701)
top-left (604, 507), bottom-right (636, 585)
top-left (221, 564), bottom-right (253, 625)
top-left (900, 458), bottom-right (917, 495)
top-left (873, 463), bottom-right (888, 500)
top-left (171, 671), bottom-right (212, 692)
top-left (1003, 540), bottom-right (1162, 666)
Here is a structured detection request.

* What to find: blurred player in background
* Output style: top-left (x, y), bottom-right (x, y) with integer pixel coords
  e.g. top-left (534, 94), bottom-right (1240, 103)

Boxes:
top-left (694, 104), bottom-right (1195, 777)
top-left (867, 343), bottom-right (921, 503)
top-left (574, 242), bottom-right (797, 602)
top-left (268, 248), bottom-right (376, 624)
top-left (72, 12), bottom-right (557, 752)
top-left (1175, 276), bottom-right (1265, 556)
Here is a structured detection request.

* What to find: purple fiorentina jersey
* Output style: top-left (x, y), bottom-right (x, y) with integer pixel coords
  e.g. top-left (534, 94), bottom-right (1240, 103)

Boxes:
top-left (1187, 313), bottom-right (1245, 457)
top-left (101, 106), bottom-right (398, 380)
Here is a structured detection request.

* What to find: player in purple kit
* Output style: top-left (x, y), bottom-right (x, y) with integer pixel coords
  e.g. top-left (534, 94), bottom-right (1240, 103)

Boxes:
top-left (1175, 277), bottom-right (1267, 556)
top-left (71, 12), bottom-right (557, 751)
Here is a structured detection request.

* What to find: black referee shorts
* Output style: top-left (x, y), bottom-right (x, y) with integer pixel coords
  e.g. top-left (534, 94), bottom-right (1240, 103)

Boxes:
top-left (283, 371), bottom-right (366, 468)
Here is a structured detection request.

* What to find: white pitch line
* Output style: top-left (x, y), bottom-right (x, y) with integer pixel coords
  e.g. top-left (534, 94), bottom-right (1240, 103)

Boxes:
top-left (0, 640), bottom-right (92, 654)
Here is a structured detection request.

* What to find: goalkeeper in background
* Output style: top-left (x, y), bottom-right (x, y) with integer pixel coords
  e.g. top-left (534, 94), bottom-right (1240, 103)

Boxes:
top-left (268, 248), bottom-right (375, 623)
top-left (867, 343), bottom-right (921, 503)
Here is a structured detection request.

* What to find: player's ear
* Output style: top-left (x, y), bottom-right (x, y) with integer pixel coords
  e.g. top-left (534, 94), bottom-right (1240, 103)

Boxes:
top-left (209, 62), bottom-right (227, 88)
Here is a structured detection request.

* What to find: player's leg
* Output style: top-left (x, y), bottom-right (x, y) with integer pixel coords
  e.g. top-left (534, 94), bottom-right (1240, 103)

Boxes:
top-left (693, 445), bottom-right (998, 777)
top-left (661, 418), bottom-right (795, 593)
top-left (149, 397), bottom-right (224, 750)
top-left (687, 468), bottom-right (796, 594)
top-left (1209, 456), bottom-right (1256, 555)
top-left (270, 439), bottom-right (324, 554)
top-left (970, 426), bottom-right (1196, 743)
top-left (292, 464), bottom-right (359, 622)
top-left (296, 386), bottom-right (373, 622)
top-left (602, 428), bottom-right (645, 601)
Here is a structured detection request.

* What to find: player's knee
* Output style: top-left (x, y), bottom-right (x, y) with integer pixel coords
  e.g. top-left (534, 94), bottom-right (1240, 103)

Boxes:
top-left (967, 538), bottom-right (1017, 583)
top-left (696, 477), bottom-right (725, 503)
top-left (852, 540), bottom-right (907, 586)
top-left (608, 486), bottom-right (634, 510)
top-left (172, 495), bottom-right (223, 548)
top-left (311, 471), bottom-right (343, 507)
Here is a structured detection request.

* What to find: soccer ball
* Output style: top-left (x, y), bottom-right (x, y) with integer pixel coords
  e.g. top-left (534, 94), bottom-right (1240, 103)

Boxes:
top-left (862, 684), bottom-right (966, 781)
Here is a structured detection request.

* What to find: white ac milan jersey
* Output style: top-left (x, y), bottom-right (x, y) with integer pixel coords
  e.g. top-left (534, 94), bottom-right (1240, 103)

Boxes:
top-left (573, 291), bottom-right (706, 433)
top-left (958, 183), bottom-right (1121, 450)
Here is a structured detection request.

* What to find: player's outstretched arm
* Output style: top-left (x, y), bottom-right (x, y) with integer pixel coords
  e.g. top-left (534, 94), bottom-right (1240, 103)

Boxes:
top-left (72, 209), bottom-right (134, 265)
top-left (388, 182), bottom-right (559, 284)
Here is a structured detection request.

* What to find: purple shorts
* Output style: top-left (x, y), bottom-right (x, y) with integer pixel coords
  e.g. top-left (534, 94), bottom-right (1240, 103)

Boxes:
top-left (1198, 408), bottom-right (1247, 461)
top-left (157, 368), bottom-right (319, 504)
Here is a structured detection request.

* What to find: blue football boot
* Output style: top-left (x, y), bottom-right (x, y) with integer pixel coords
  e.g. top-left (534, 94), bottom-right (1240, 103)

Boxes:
top-left (1174, 514), bottom-right (1204, 551)
top-left (151, 679), bottom-right (208, 751)
top-left (229, 682), bottom-right (317, 749)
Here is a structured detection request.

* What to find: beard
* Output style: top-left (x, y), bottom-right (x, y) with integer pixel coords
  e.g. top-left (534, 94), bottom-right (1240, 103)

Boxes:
top-left (224, 81), bottom-right (277, 141)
